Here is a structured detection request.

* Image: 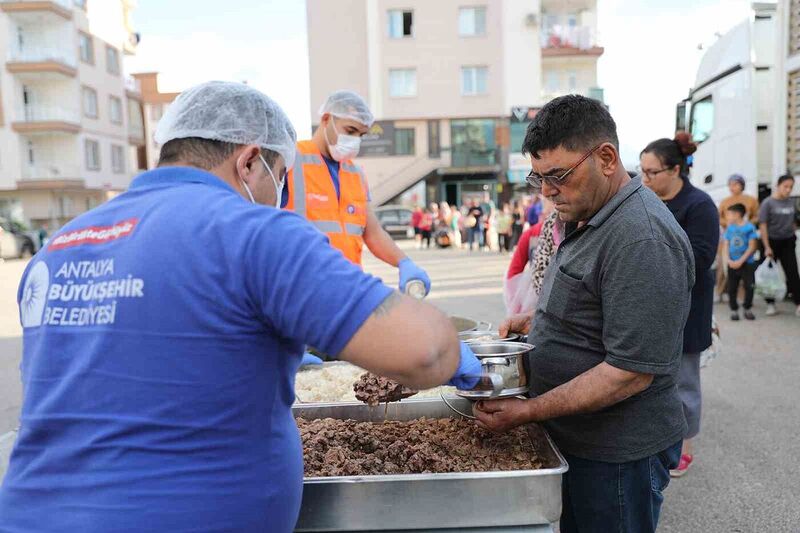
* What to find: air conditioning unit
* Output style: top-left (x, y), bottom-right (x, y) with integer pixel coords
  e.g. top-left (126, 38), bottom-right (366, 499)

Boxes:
top-left (525, 13), bottom-right (538, 27)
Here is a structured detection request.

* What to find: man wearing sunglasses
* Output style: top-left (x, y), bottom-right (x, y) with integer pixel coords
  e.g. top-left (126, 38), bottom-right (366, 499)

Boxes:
top-left (473, 95), bottom-right (695, 533)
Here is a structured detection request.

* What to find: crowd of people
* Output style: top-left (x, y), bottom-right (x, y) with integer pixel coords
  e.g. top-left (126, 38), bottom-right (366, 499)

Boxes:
top-left (410, 193), bottom-right (546, 253)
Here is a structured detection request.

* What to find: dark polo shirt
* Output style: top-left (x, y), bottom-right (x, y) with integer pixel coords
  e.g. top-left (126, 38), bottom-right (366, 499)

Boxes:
top-left (529, 177), bottom-right (695, 463)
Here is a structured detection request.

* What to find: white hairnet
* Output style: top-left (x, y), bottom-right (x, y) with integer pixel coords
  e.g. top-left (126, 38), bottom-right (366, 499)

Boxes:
top-left (155, 81), bottom-right (297, 169)
top-left (318, 90), bottom-right (374, 127)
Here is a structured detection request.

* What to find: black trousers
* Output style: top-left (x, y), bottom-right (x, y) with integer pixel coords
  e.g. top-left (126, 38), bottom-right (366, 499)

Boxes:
top-left (765, 237), bottom-right (800, 305)
top-left (728, 263), bottom-right (754, 311)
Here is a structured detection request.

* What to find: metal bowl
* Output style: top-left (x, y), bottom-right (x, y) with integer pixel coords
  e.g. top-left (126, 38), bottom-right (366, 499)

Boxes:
top-left (456, 342), bottom-right (533, 400)
top-left (459, 330), bottom-right (521, 344)
top-left (449, 316), bottom-right (491, 334)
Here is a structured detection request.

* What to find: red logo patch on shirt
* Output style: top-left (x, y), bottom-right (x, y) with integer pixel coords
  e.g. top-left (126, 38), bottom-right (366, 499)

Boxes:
top-left (48, 218), bottom-right (138, 251)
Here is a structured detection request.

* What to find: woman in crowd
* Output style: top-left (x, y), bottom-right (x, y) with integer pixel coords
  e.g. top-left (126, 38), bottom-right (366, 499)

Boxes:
top-left (759, 174), bottom-right (800, 317)
top-left (639, 132), bottom-right (720, 478)
top-left (419, 207), bottom-right (434, 249)
top-left (503, 199), bottom-right (562, 314)
top-left (411, 205), bottom-right (423, 250)
top-left (510, 200), bottom-right (525, 249)
top-left (449, 203), bottom-right (462, 249)
top-left (496, 204), bottom-right (514, 253)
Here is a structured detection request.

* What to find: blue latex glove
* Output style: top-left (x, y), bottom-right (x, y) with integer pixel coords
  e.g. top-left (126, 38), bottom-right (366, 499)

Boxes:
top-left (398, 257), bottom-right (431, 295)
top-left (447, 342), bottom-right (482, 390)
top-left (301, 352), bottom-right (323, 367)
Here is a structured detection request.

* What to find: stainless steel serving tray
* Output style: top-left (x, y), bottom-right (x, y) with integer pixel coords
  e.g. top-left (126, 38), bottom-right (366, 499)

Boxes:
top-left (293, 398), bottom-right (568, 531)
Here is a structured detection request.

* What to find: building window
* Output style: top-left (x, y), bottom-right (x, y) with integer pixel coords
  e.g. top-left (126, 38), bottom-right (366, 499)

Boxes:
top-left (394, 128), bottom-right (415, 156)
top-left (109, 96), bottom-right (123, 124)
top-left (459, 7), bottom-right (487, 36)
top-left (388, 10), bottom-right (413, 38)
top-left (428, 120), bottom-right (440, 158)
top-left (389, 69), bottom-right (417, 97)
top-left (79, 32), bottom-right (93, 64)
top-left (568, 71), bottom-right (577, 91)
top-left (27, 140), bottom-right (34, 165)
top-left (82, 86), bottom-right (98, 118)
top-left (150, 103), bottom-right (164, 121)
top-left (450, 119), bottom-right (496, 166)
top-left (510, 122), bottom-right (529, 154)
top-left (111, 144), bottom-right (125, 173)
top-left (690, 96), bottom-right (714, 143)
top-left (85, 139), bottom-right (100, 170)
top-left (461, 66), bottom-right (488, 96)
top-left (105, 45), bottom-right (120, 75)
top-left (74, 0), bottom-right (86, 8)
top-left (545, 71), bottom-right (559, 93)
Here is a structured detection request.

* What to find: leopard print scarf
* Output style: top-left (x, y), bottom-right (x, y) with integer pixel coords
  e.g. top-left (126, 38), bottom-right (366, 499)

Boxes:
top-left (531, 212), bottom-right (560, 295)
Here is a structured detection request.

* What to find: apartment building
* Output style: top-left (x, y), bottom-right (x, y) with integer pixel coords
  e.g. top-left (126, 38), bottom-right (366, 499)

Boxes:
top-left (306, 0), bottom-right (604, 207)
top-left (131, 71), bottom-right (178, 170)
top-left (0, 0), bottom-right (144, 231)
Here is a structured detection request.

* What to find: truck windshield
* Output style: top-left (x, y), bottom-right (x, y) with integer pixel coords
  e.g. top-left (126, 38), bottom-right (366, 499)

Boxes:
top-left (690, 96), bottom-right (713, 143)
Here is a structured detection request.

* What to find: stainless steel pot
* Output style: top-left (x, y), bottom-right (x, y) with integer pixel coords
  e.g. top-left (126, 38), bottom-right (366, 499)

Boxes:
top-left (449, 316), bottom-right (491, 334)
top-left (458, 330), bottom-right (521, 344)
top-left (456, 341), bottom-right (532, 400)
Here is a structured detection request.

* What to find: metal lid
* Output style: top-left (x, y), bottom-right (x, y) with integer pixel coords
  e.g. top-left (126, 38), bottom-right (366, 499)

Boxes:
top-left (468, 341), bottom-right (534, 357)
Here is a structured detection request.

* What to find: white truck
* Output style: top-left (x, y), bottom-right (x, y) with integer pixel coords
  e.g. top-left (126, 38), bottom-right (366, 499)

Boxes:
top-left (676, 2), bottom-right (778, 204)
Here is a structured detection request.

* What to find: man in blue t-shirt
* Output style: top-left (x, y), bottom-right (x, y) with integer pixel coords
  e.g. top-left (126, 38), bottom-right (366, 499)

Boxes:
top-left (0, 82), bottom-right (480, 533)
top-left (723, 203), bottom-right (760, 321)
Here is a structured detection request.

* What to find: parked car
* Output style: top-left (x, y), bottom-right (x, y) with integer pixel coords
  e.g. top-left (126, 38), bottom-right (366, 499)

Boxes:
top-left (374, 205), bottom-right (414, 239)
top-left (0, 219), bottom-right (36, 260)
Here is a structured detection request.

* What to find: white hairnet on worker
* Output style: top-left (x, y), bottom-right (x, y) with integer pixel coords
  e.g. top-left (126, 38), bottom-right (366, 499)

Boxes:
top-left (155, 81), bottom-right (297, 169)
top-left (318, 90), bottom-right (374, 127)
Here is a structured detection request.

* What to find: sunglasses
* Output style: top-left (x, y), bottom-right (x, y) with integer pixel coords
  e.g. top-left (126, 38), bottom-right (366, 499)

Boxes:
top-left (525, 144), bottom-right (601, 189)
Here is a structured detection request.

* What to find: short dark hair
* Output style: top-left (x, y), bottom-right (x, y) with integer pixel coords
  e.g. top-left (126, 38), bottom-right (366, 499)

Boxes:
top-left (157, 137), bottom-right (278, 170)
top-left (777, 174), bottom-right (795, 186)
top-left (521, 95), bottom-right (619, 159)
top-left (726, 203), bottom-right (746, 217)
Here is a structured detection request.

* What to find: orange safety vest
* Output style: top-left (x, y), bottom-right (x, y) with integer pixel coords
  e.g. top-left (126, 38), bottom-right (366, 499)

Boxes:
top-left (285, 140), bottom-right (369, 265)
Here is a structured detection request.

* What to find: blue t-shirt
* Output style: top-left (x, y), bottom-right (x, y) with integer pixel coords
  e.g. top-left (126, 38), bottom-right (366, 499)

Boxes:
top-left (0, 167), bottom-right (393, 532)
top-left (724, 221), bottom-right (759, 263)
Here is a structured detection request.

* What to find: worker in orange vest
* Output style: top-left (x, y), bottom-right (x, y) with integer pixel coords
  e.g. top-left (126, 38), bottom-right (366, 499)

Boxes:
top-left (284, 90), bottom-right (430, 297)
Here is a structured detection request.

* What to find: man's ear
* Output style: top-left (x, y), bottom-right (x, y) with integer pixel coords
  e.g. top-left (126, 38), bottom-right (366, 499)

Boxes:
top-left (235, 144), bottom-right (262, 182)
top-left (597, 143), bottom-right (619, 176)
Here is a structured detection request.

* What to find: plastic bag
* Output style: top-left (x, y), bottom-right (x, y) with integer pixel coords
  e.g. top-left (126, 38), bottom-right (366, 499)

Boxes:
top-left (699, 317), bottom-right (722, 369)
top-left (755, 259), bottom-right (787, 301)
top-left (504, 273), bottom-right (538, 315)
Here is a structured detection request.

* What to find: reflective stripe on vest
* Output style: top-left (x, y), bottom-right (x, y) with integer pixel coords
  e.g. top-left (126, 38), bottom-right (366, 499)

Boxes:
top-left (312, 220), bottom-right (344, 234)
top-left (345, 223), bottom-right (364, 236)
top-left (292, 153), bottom-right (323, 217)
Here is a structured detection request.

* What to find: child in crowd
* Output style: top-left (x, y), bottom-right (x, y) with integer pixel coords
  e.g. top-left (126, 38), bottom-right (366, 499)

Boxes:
top-left (723, 203), bottom-right (759, 321)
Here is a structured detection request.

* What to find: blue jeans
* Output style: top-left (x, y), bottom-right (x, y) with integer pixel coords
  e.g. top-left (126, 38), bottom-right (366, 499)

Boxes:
top-left (467, 226), bottom-right (484, 250)
top-left (560, 440), bottom-right (681, 533)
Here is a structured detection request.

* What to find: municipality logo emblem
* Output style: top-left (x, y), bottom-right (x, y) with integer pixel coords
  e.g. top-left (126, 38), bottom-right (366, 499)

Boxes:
top-left (347, 205), bottom-right (356, 214)
top-left (20, 261), bottom-right (49, 328)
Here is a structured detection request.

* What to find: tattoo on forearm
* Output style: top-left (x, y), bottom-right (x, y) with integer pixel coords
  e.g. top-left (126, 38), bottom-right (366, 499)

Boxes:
top-left (373, 291), bottom-right (403, 317)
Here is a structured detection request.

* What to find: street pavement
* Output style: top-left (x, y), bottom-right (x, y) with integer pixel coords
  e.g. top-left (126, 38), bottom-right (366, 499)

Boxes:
top-left (1, 244), bottom-right (799, 530)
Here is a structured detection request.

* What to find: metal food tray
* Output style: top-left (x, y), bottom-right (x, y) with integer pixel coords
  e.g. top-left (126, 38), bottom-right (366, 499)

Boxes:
top-left (293, 398), bottom-right (568, 531)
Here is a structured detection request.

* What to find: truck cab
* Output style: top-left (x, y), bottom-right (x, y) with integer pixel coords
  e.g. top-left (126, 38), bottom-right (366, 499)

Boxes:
top-left (677, 3), bottom-right (777, 204)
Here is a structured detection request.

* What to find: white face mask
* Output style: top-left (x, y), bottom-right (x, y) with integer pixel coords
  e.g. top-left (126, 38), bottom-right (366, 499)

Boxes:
top-left (239, 154), bottom-right (284, 209)
top-left (324, 117), bottom-right (361, 161)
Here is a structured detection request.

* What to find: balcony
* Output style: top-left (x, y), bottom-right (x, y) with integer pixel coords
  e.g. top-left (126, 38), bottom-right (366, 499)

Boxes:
top-left (541, 25), bottom-right (604, 57)
top-left (22, 163), bottom-right (81, 180)
top-left (124, 75), bottom-right (142, 99)
top-left (7, 46), bottom-right (77, 79)
top-left (542, 86), bottom-right (604, 104)
top-left (450, 147), bottom-right (500, 170)
top-left (0, 0), bottom-right (72, 22)
top-left (12, 105), bottom-right (81, 134)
